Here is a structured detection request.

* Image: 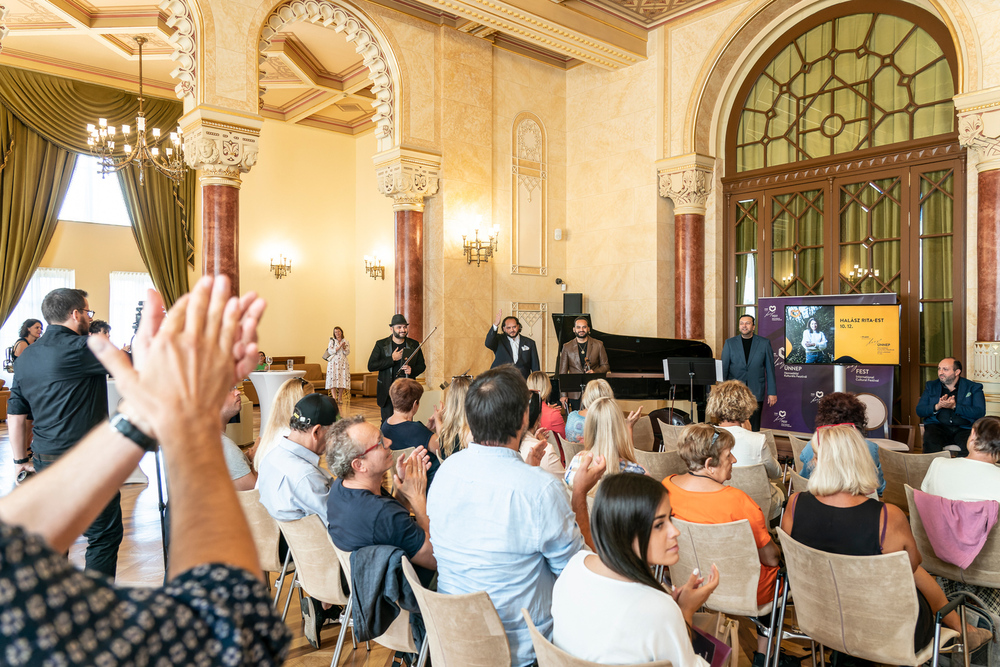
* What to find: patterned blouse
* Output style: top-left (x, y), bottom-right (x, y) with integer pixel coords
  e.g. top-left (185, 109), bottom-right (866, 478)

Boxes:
top-left (0, 521), bottom-right (290, 666)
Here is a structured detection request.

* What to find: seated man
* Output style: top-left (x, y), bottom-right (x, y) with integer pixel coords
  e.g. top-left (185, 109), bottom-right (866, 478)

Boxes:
top-left (0, 276), bottom-right (289, 664)
top-left (220, 384), bottom-right (256, 490)
top-left (257, 393), bottom-right (339, 523)
top-left (427, 366), bottom-right (606, 667)
top-left (326, 414), bottom-right (436, 587)
top-left (916, 357), bottom-right (985, 456)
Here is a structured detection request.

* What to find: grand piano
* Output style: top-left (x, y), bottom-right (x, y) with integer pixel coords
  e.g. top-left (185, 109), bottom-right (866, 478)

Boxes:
top-left (550, 314), bottom-right (714, 410)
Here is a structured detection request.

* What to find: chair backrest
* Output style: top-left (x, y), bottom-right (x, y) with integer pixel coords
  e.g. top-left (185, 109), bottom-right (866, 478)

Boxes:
top-left (522, 609), bottom-right (673, 667)
top-left (725, 464), bottom-right (772, 518)
top-left (401, 557), bottom-right (511, 666)
top-left (889, 425), bottom-right (916, 451)
top-left (904, 484), bottom-right (1000, 588)
top-left (633, 449), bottom-right (687, 483)
top-left (277, 514), bottom-right (349, 605)
top-left (559, 434), bottom-right (584, 464)
top-left (788, 469), bottom-right (809, 495)
top-left (657, 420), bottom-right (682, 452)
top-left (787, 435), bottom-right (809, 473)
top-left (391, 446), bottom-right (416, 468)
top-left (869, 437), bottom-right (908, 452)
top-left (632, 416), bottom-right (655, 452)
top-left (332, 543), bottom-right (416, 653)
top-left (669, 518), bottom-right (765, 616)
top-left (777, 528), bottom-right (922, 665)
top-left (759, 429), bottom-right (779, 462)
top-left (547, 430), bottom-right (567, 466)
top-left (880, 449), bottom-right (950, 509)
top-left (236, 488), bottom-right (289, 573)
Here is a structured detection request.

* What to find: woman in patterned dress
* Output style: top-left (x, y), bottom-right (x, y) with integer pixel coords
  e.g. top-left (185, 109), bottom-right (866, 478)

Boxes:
top-left (325, 326), bottom-right (350, 403)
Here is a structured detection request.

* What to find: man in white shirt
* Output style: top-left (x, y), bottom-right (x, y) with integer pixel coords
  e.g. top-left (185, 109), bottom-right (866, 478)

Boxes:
top-left (219, 385), bottom-right (256, 491)
top-left (485, 309), bottom-right (540, 379)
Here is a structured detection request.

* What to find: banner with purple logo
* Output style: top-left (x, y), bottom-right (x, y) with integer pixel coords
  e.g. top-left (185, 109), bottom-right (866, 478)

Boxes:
top-left (757, 294), bottom-right (897, 434)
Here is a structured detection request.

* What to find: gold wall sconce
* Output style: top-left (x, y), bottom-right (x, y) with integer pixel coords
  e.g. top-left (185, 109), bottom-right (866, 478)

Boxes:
top-left (463, 223), bottom-right (500, 267)
top-left (270, 255), bottom-right (292, 279)
top-left (364, 255), bottom-right (385, 280)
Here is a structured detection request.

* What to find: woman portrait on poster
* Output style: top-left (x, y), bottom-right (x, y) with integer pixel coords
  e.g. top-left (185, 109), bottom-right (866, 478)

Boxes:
top-left (800, 318), bottom-right (827, 363)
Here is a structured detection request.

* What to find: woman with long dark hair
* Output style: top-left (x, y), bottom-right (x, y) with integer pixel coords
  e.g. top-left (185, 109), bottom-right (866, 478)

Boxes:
top-left (551, 473), bottom-right (719, 664)
top-left (12, 319), bottom-right (42, 359)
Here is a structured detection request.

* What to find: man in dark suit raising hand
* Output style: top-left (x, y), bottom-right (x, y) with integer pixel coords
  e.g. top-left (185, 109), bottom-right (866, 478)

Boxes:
top-left (485, 309), bottom-right (540, 380)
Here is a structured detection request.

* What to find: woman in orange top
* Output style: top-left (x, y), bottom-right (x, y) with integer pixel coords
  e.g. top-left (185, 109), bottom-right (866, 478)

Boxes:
top-left (663, 423), bottom-right (780, 667)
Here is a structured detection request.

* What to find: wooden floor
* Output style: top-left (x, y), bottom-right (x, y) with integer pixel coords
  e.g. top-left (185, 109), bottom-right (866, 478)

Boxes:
top-left (0, 395), bottom-right (791, 667)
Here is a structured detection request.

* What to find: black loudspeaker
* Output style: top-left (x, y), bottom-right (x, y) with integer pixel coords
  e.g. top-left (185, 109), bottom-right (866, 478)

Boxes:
top-left (563, 293), bottom-right (583, 314)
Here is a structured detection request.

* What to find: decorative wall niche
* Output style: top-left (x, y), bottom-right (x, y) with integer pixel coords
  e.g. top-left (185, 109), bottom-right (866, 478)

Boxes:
top-left (511, 113), bottom-right (547, 276)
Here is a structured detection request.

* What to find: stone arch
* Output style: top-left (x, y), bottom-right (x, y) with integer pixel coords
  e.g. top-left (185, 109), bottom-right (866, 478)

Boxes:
top-left (257, 0), bottom-right (402, 152)
top-left (160, 0), bottom-right (201, 101)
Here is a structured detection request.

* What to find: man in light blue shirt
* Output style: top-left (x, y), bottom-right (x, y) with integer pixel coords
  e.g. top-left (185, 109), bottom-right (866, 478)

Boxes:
top-left (257, 394), bottom-right (338, 525)
top-left (427, 366), bottom-right (605, 667)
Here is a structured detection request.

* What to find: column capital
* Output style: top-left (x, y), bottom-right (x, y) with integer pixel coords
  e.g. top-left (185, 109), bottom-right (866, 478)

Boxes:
top-left (180, 106), bottom-right (264, 187)
top-left (956, 88), bottom-right (1000, 172)
top-left (374, 147), bottom-right (441, 212)
top-left (656, 153), bottom-right (715, 215)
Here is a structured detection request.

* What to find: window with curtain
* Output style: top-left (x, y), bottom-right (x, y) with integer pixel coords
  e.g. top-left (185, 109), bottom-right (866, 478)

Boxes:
top-left (0, 268), bottom-right (75, 382)
top-left (109, 272), bottom-right (153, 349)
top-left (59, 156), bottom-right (131, 227)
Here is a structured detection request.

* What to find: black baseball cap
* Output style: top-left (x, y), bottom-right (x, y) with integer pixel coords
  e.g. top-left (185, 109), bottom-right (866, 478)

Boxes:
top-left (290, 394), bottom-right (339, 428)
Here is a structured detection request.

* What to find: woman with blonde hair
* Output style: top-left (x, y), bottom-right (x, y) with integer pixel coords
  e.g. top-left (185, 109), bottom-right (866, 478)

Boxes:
top-left (251, 376), bottom-right (314, 471)
top-left (526, 371), bottom-right (566, 439)
top-left (782, 424), bottom-right (990, 652)
top-left (564, 397), bottom-right (644, 488)
top-left (434, 375), bottom-right (472, 459)
top-left (564, 378), bottom-right (614, 442)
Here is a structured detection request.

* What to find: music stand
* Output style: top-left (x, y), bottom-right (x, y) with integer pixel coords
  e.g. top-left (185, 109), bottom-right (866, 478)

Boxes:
top-left (559, 372), bottom-right (606, 398)
top-left (664, 358), bottom-right (718, 423)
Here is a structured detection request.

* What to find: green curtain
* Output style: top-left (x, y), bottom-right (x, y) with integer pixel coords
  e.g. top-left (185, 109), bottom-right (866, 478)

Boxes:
top-left (0, 106), bottom-right (77, 329)
top-left (0, 66), bottom-right (195, 305)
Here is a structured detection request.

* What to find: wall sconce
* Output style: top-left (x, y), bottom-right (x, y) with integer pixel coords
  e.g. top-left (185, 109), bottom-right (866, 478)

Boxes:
top-left (364, 255), bottom-right (385, 280)
top-left (270, 254), bottom-right (292, 279)
top-left (462, 224), bottom-right (500, 267)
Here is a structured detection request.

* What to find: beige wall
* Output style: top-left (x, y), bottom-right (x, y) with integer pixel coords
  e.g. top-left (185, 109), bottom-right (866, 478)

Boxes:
top-left (38, 220), bottom-right (148, 322)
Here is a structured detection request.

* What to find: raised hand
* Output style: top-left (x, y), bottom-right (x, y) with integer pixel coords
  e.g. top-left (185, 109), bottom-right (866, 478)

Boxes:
top-left (673, 564), bottom-right (720, 625)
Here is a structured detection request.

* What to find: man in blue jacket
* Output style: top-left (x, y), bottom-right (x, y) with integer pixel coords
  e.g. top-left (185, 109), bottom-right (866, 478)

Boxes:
top-left (916, 357), bottom-right (985, 456)
top-left (721, 314), bottom-right (777, 431)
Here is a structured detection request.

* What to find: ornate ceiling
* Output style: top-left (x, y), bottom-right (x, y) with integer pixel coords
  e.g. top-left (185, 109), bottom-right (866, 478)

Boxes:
top-left (575, 0), bottom-right (720, 27)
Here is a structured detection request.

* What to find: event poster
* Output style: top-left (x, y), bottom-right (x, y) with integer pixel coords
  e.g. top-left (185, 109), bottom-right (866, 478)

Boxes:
top-left (757, 294), bottom-right (897, 433)
top-left (784, 304), bottom-right (899, 365)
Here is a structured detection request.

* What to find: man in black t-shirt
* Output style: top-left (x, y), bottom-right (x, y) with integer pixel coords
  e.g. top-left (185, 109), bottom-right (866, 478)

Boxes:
top-left (367, 314), bottom-right (426, 422)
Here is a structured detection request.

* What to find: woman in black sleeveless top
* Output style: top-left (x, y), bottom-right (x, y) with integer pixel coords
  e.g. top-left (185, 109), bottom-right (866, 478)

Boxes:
top-left (781, 424), bottom-right (990, 652)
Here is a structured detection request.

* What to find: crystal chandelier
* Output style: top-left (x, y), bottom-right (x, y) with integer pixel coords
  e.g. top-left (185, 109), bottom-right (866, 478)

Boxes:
top-left (86, 36), bottom-right (187, 184)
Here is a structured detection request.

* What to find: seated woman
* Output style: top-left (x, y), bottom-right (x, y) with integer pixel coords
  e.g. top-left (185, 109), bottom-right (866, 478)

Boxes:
top-left (433, 375), bottom-right (472, 460)
top-left (799, 392), bottom-right (885, 496)
top-left (251, 376), bottom-right (314, 470)
top-left (564, 379), bottom-right (614, 443)
top-left (565, 397), bottom-right (645, 489)
top-left (707, 380), bottom-right (784, 519)
top-left (783, 424), bottom-right (991, 652)
top-left (527, 371), bottom-right (566, 440)
top-left (12, 319), bottom-right (42, 359)
top-left (519, 392), bottom-right (565, 477)
top-left (551, 473), bottom-right (719, 665)
top-left (382, 378), bottom-right (441, 484)
top-left (664, 423), bottom-right (780, 667)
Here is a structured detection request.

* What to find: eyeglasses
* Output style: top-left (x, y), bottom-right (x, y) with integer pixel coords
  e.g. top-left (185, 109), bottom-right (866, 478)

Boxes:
top-left (78, 309), bottom-right (95, 318)
top-left (360, 436), bottom-right (389, 458)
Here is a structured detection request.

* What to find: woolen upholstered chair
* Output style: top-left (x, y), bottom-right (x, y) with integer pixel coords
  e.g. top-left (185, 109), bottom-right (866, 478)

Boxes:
top-left (725, 463), bottom-right (774, 519)
top-left (880, 449), bottom-right (950, 510)
top-left (633, 449), bottom-right (687, 483)
top-left (236, 489), bottom-right (295, 615)
top-left (547, 430), bottom-right (566, 467)
top-left (390, 446), bottom-right (416, 469)
top-left (788, 469), bottom-right (809, 495)
top-left (905, 484), bottom-right (1000, 588)
top-left (656, 420), bottom-right (683, 452)
top-left (787, 434), bottom-right (809, 474)
top-left (776, 527), bottom-right (966, 667)
top-left (522, 609), bottom-right (674, 667)
top-left (632, 416), bottom-right (655, 452)
top-left (401, 557), bottom-right (510, 666)
top-left (559, 434), bottom-right (584, 464)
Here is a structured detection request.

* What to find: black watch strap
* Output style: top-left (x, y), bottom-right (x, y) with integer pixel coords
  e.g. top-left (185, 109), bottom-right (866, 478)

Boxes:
top-left (13, 457), bottom-right (30, 465)
top-left (110, 412), bottom-right (158, 452)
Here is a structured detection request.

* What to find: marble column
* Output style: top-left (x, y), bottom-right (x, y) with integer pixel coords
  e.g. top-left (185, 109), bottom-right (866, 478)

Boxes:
top-left (181, 109), bottom-right (262, 294)
top-left (957, 89), bottom-right (1000, 415)
top-left (657, 155), bottom-right (714, 341)
top-left (374, 148), bottom-right (441, 343)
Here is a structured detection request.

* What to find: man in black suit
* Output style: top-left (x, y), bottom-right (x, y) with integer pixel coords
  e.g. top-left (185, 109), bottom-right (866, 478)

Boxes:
top-left (484, 309), bottom-right (540, 380)
top-left (916, 357), bottom-right (985, 456)
top-left (367, 314), bottom-right (426, 422)
top-left (720, 314), bottom-right (777, 431)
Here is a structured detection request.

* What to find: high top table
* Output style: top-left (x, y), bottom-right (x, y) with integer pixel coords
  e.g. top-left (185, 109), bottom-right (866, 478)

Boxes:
top-left (249, 370), bottom-right (307, 430)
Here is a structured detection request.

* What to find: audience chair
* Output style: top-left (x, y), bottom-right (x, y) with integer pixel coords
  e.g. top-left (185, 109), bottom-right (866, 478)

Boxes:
top-left (277, 514), bottom-right (350, 647)
top-left (787, 435), bottom-right (809, 474)
top-left (905, 485), bottom-right (1000, 588)
top-left (401, 557), bottom-right (510, 666)
top-left (870, 437), bottom-right (909, 452)
top-left (776, 528), bottom-right (966, 667)
top-left (760, 429), bottom-right (779, 463)
top-left (521, 609), bottom-right (673, 667)
top-left (633, 449), bottom-right (687, 483)
top-left (632, 416), bottom-right (655, 452)
top-left (880, 449), bottom-right (950, 510)
top-left (390, 446), bottom-right (416, 469)
top-left (725, 463), bottom-right (773, 518)
top-left (889, 425), bottom-right (917, 452)
top-left (547, 430), bottom-right (566, 467)
top-left (788, 470), bottom-right (809, 495)
top-left (236, 489), bottom-right (296, 615)
top-left (656, 419), bottom-right (683, 452)
top-left (559, 434), bottom-right (584, 465)
top-left (330, 543), bottom-right (416, 667)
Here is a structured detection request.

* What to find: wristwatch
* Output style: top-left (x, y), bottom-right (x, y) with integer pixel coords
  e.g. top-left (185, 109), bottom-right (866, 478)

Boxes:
top-left (13, 457), bottom-right (30, 465)
top-left (110, 412), bottom-right (159, 452)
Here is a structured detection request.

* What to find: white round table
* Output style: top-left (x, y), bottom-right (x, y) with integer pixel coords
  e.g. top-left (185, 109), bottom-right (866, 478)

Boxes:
top-left (250, 370), bottom-right (307, 430)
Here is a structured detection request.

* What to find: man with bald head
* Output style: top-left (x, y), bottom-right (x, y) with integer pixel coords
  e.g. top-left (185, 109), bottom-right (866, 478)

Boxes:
top-left (916, 357), bottom-right (985, 456)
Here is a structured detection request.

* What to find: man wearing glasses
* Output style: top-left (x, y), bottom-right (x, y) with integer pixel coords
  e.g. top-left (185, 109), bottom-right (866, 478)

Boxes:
top-left (7, 288), bottom-right (123, 577)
